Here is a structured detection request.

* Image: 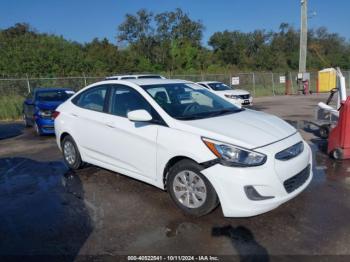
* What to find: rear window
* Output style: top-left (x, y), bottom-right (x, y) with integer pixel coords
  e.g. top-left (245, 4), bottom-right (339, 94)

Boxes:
top-left (36, 90), bottom-right (74, 102)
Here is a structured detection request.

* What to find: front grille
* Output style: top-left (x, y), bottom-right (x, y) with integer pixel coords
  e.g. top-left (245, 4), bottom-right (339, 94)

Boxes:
top-left (239, 94), bottom-right (250, 99)
top-left (275, 141), bottom-right (304, 161)
top-left (283, 164), bottom-right (310, 193)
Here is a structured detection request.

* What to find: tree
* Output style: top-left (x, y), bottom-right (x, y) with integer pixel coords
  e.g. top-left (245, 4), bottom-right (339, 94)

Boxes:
top-left (155, 8), bottom-right (204, 46)
top-left (1, 20), bottom-right (350, 77)
top-left (209, 30), bottom-right (251, 68)
top-left (117, 8), bottom-right (205, 71)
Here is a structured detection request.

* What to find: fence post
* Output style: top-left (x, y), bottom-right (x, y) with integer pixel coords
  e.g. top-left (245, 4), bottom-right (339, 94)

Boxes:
top-left (252, 72), bottom-right (256, 96)
top-left (271, 72), bottom-right (275, 96)
top-left (290, 72), bottom-right (294, 94)
top-left (83, 72), bottom-right (87, 86)
top-left (26, 73), bottom-right (31, 94)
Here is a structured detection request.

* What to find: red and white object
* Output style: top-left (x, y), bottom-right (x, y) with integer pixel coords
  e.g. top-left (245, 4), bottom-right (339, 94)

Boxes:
top-left (328, 97), bottom-right (350, 160)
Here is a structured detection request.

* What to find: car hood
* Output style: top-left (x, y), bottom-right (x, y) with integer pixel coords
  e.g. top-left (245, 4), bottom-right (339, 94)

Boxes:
top-left (176, 109), bottom-right (296, 149)
top-left (215, 89), bottom-right (250, 96)
top-left (35, 101), bottom-right (62, 110)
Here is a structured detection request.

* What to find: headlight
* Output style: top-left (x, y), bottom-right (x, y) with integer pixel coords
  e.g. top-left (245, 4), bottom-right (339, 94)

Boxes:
top-left (224, 94), bottom-right (240, 99)
top-left (202, 138), bottom-right (267, 167)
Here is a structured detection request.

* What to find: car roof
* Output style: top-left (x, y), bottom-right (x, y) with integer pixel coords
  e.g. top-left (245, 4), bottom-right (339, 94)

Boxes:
top-left (102, 78), bottom-right (191, 86)
top-left (105, 74), bottom-right (165, 80)
top-left (196, 81), bottom-right (221, 84)
top-left (34, 87), bottom-right (73, 92)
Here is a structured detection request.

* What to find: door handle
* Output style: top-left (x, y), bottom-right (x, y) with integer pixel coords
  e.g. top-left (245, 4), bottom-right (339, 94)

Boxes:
top-left (70, 113), bottom-right (79, 118)
top-left (105, 122), bottom-right (115, 128)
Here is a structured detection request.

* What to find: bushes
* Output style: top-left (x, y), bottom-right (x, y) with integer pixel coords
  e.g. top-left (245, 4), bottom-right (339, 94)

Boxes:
top-left (0, 95), bottom-right (23, 120)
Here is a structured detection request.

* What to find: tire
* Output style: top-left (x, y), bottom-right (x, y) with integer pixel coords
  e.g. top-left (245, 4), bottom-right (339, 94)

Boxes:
top-left (331, 148), bottom-right (343, 160)
top-left (167, 159), bottom-right (219, 217)
top-left (61, 135), bottom-right (84, 170)
top-left (319, 125), bottom-right (329, 139)
top-left (23, 114), bottom-right (31, 127)
top-left (34, 122), bottom-right (42, 136)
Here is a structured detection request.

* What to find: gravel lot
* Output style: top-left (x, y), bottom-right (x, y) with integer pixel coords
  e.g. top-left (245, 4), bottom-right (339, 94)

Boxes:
top-left (1, 93), bottom-right (350, 260)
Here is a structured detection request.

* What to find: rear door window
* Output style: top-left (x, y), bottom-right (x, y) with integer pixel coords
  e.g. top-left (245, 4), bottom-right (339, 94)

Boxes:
top-left (73, 85), bottom-right (108, 112)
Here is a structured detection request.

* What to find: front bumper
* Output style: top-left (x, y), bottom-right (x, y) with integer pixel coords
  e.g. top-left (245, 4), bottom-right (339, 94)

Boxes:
top-left (239, 96), bottom-right (253, 106)
top-left (226, 96), bottom-right (253, 107)
top-left (201, 134), bottom-right (313, 217)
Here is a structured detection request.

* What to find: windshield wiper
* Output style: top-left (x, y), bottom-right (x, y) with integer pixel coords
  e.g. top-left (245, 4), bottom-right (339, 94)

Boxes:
top-left (176, 115), bottom-right (205, 120)
top-left (176, 109), bottom-right (242, 120)
top-left (207, 109), bottom-right (241, 117)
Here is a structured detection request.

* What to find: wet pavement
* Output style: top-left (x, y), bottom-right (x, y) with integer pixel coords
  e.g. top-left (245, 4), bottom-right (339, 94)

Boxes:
top-left (0, 122), bottom-right (24, 139)
top-left (1, 94), bottom-right (350, 260)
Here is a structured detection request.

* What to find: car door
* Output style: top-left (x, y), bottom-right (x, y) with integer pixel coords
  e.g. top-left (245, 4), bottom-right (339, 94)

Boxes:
top-left (69, 84), bottom-right (111, 162)
top-left (101, 84), bottom-right (161, 180)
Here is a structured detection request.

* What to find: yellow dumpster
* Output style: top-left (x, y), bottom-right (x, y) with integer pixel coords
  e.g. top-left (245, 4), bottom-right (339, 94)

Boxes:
top-left (318, 68), bottom-right (336, 93)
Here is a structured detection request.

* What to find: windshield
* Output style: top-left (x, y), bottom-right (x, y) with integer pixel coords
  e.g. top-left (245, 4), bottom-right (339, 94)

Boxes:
top-left (208, 82), bottom-right (231, 91)
top-left (36, 90), bottom-right (74, 102)
top-left (141, 83), bottom-right (242, 120)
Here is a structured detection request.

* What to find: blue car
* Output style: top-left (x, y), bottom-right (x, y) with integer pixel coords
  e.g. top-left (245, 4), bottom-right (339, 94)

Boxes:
top-left (23, 88), bottom-right (75, 135)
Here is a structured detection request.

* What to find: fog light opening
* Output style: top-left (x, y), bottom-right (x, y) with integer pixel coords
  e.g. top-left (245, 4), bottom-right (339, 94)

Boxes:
top-left (244, 186), bottom-right (275, 201)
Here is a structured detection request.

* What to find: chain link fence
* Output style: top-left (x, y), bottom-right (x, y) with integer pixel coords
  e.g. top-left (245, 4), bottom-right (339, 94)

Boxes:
top-left (1, 71), bottom-right (349, 97)
top-left (170, 71), bottom-right (350, 96)
top-left (0, 71), bottom-right (349, 119)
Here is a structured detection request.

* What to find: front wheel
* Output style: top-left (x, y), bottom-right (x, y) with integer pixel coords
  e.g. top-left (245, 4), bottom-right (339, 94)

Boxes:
top-left (167, 159), bottom-right (219, 217)
top-left (61, 135), bottom-right (84, 170)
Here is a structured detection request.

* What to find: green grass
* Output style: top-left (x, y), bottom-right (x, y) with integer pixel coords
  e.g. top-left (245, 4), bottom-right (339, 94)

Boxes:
top-left (0, 95), bottom-right (24, 120)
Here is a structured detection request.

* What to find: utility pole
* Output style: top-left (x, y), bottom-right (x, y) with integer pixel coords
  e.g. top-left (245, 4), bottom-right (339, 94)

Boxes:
top-left (299, 0), bottom-right (308, 73)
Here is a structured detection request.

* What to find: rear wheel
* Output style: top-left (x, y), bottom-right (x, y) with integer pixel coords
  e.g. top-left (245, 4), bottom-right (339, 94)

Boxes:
top-left (167, 159), bottom-right (219, 217)
top-left (319, 125), bottom-right (330, 139)
top-left (61, 135), bottom-right (84, 170)
top-left (23, 114), bottom-right (31, 127)
top-left (331, 148), bottom-right (343, 160)
top-left (34, 122), bottom-right (42, 136)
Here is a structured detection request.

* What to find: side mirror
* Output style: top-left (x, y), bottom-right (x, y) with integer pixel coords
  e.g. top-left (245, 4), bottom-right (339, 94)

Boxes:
top-left (127, 109), bottom-right (152, 122)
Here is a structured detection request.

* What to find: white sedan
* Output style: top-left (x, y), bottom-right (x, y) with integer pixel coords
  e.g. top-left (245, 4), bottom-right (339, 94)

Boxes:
top-left (197, 81), bottom-right (253, 106)
top-left (54, 79), bottom-right (312, 217)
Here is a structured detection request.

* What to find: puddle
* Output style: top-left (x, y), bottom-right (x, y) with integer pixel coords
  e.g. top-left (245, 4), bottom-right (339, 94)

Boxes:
top-left (0, 157), bottom-right (92, 255)
top-left (0, 122), bottom-right (24, 140)
top-left (282, 119), bottom-right (350, 183)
